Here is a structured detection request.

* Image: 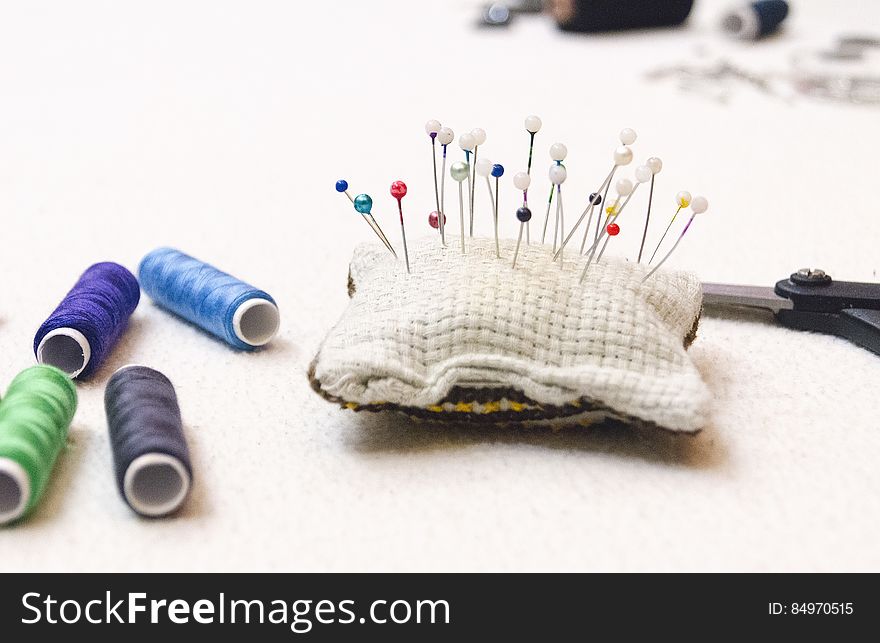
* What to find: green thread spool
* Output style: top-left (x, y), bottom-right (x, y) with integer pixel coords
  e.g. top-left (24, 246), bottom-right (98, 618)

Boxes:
top-left (0, 365), bottom-right (77, 525)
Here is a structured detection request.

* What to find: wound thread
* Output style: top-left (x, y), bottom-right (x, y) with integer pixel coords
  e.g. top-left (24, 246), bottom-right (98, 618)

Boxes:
top-left (105, 365), bottom-right (192, 517)
top-left (138, 247), bottom-right (280, 350)
top-left (0, 365), bottom-right (77, 526)
top-left (34, 262), bottom-right (140, 379)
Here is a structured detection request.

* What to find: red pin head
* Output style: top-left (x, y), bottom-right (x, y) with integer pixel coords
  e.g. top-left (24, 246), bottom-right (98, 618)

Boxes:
top-left (390, 181), bottom-right (407, 201)
top-left (428, 211), bottom-right (447, 229)
top-left (607, 223), bottom-right (620, 236)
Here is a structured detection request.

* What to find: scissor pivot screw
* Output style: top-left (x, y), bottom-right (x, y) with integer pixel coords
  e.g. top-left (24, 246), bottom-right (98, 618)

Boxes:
top-left (792, 268), bottom-right (832, 285)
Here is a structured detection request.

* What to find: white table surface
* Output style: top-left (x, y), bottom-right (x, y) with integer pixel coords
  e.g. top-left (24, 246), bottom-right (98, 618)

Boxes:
top-left (1, 0), bottom-right (879, 571)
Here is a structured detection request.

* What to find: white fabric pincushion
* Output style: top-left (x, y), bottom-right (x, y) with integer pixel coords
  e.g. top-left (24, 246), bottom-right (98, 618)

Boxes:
top-left (310, 237), bottom-right (710, 433)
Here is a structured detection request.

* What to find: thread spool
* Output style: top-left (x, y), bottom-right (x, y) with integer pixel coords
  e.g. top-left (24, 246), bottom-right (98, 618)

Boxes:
top-left (551, 0), bottom-right (694, 32)
top-left (0, 365), bottom-right (77, 525)
top-left (33, 262), bottom-right (140, 379)
top-left (722, 0), bottom-right (789, 40)
top-left (105, 365), bottom-right (192, 517)
top-left (138, 248), bottom-right (280, 350)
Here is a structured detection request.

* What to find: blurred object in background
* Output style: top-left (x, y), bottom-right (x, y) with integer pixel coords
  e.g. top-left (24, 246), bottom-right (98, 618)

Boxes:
top-left (648, 36), bottom-right (880, 106)
top-left (648, 56), bottom-right (787, 105)
top-left (549, 0), bottom-right (694, 32)
top-left (479, 0), bottom-right (543, 27)
top-left (792, 36), bottom-right (880, 104)
top-left (721, 0), bottom-right (789, 40)
top-left (479, 0), bottom-right (694, 31)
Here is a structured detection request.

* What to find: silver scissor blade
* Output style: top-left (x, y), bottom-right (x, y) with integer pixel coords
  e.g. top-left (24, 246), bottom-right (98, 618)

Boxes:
top-left (701, 282), bottom-right (794, 313)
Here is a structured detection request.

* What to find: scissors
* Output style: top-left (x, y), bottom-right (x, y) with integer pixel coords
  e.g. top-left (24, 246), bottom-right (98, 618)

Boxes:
top-left (702, 268), bottom-right (880, 356)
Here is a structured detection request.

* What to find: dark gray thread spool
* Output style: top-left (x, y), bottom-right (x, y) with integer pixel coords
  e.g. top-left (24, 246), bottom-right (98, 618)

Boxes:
top-left (105, 365), bottom-right (192, 517)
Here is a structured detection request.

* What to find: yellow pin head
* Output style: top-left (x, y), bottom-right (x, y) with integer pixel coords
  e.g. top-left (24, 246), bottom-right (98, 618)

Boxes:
top-left (676, 190), bottom-right (692, 208)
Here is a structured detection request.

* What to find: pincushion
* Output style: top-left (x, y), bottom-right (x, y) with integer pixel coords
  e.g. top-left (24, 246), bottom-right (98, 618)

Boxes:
top-left (309, 237), bottom-right (709, 433)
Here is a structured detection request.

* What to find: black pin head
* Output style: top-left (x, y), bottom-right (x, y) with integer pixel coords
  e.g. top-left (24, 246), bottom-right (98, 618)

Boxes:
top-left (516, 206), bottom-right (532, 222)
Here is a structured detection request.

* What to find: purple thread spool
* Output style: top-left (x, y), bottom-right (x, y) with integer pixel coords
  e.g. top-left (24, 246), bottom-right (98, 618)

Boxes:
top-left (34, 262), bottom-right (140, 379)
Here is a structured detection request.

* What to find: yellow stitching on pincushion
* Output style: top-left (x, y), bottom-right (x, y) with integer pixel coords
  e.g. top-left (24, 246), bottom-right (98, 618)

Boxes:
top-left (343, 398), bottom-right (577, 414)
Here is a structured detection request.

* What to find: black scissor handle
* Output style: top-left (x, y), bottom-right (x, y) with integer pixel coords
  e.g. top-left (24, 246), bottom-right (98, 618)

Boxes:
top-left (775, 274), bottom-right (880, 313)
top-left (775, 308), bottom-right (880, 356)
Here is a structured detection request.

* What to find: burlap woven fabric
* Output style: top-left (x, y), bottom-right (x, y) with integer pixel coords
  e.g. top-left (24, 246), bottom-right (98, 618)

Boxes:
top-left (310, 237), bottom-right (709, 432)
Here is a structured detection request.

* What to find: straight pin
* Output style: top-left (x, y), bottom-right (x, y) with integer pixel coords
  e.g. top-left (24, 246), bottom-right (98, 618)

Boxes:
top-left (643, 196), bottom-right (709, 281)
top-left (549, 162), bottom-right (568, 264)
top-left (512, 206), bottom-right (532, 268)
top-left (342, 181), bottom-right (397, 258)
top-left (545, 143), bottom-right (568, 254)
top-left (554, 136), bottom-right (628, 258)
top-left (587, 178), bottom-right (634, 266)
top-left (459, 133), bottom-right (476, 236)
top-left (637, 157), bottom-right (663, 263)
top-left (513, 171), bottom-right (531, 215)
top-left (469, 128), bottom-right (487, 236)
top-left (475, 157), bottom-right (496, 227)
top-left (390, 181), bottom-right (411, 273)
top-left (425, 120), bottom-right (444, 246)
top-left (593, 129), bottom-right (637, 243)
top-left (450, 161), bottom-right (470, 253)
top-left (595, 166), bottom-right (651, 263)
top-left (336, 179), bottom-right (355, 203)
top-left (491, 163), bottom-right (504, 258)
top-left (437, 126), bottom-right (454, 246)
top-left (649, 191), bottom-right (692, 264)
top-left (540, 183), bottom-right (555, 245)
top-left (524, 115), bottom-right (542, 206)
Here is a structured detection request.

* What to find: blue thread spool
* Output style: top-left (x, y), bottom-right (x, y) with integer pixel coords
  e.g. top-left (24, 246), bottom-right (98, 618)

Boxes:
top-left (138, 248), bottom-right (280, 350)
top-left (722, 0), bottom-right (789, 40)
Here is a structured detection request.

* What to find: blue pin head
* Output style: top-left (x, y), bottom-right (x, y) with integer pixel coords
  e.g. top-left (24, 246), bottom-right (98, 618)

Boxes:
top-left (491, 164), bottom-right (504, 178)
top-left (335, 179), bottom-right (349, 193)
top-left (353, 194), bottom-right (372, 214)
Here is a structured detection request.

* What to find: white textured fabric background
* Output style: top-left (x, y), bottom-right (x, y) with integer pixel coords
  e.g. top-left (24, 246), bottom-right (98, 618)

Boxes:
top-left (1, 0), bottom-right (879, 571)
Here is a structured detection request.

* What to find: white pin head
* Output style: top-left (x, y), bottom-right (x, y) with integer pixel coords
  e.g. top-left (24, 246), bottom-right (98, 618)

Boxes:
top-left (450, 161), bottom-right (469, 182)
top-left (525, 115), bottom-right (542, 134)
top-left (470, 128), bottom-right (487, 146)
top-left (459, 133), bottom-right (476, 152)
top-left (613, 146), bottom-right (633, 166)
top-left (647, 156), bottom-right (663, 174)
top-left (619, 128), bottom-right (637, 145)
top-left (616, 178), bottom-right (634, 196)
top-left (513, 172), bottom-right (531, 190)
top-left (424, 119), bottom-right (441, 137)
top-left (635, 165), bottom-right (653, 183)
top-left (437, 127), bottom-right (454, 145)
top-left (691, 196), bottom-right (709, 213)
top-left (549, 164), bottom-right (567, 185)
top-left (549, 143), bottom-right (567, 162)
top-left (475, 157), bottom-right (494, 177)
top-left (676, 191), bottom-right (692, 208)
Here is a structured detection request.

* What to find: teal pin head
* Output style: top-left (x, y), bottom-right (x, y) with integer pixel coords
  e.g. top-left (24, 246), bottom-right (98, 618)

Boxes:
top-left (353, 194), bottom-right (373, 214)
